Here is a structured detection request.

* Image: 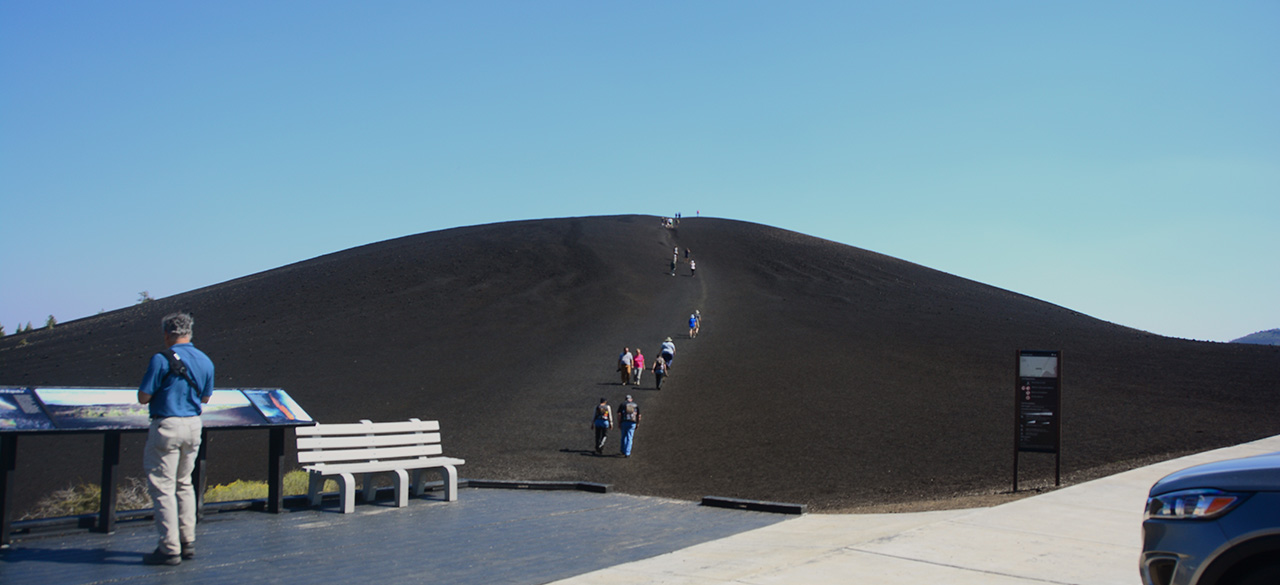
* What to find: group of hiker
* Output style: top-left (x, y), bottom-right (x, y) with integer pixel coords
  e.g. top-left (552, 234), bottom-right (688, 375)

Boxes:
top-left (615, 337), bottom-right (675, 391)
top-left (594, 232), bottom-right (707, 458)
top-left (592, 395), bottom-right (640, 456)
top-left (670, 246), bottom-right (696, 277)
top-left (596, 310), bottom-right (703, 457)
top-left (660, 212), bottom-right (688, 229)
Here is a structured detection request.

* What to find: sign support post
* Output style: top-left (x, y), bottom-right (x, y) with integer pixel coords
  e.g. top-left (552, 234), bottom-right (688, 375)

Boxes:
top-left (96, 431), bottom-right (121, 533)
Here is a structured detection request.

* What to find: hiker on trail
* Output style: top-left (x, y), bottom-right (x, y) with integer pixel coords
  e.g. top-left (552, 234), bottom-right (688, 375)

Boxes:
top-left (684, 247), bottom-right (691, 259)
top-left (618, 347), bottom-right (633, 385)
top-left (592, 397), bottom-right (612, 455)
top-left (661, 337), bottom-right (676, 368)
top-left (616, 395), bottom-right (642, 457)
top-left (690, 259), bottom-right (696, 277)
top-left (670, 253), bottom-right (677, 276)
top-left (631, 348), bottom-right (645, 385)
top-left (137, 312), bottom-right (214, 566)
top-left (653, 355), bottom-right (667, 390)
top-left (688, 313), bottom-right (699, 339)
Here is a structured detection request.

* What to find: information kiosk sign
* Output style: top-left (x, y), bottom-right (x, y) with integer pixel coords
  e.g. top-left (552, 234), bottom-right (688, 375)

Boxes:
top-left (1013, 350), bottom-right (1061, 491)
top-left (0, 387), bottom-right (313, 545)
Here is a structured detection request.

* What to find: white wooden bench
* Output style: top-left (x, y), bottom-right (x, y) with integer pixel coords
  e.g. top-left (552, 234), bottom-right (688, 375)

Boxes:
top-left (295, 418), bottom-right (465, 513)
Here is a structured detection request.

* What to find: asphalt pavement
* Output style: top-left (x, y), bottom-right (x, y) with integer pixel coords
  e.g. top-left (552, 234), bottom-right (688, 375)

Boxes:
top-left (4, 434), bottom-right (1277, 585)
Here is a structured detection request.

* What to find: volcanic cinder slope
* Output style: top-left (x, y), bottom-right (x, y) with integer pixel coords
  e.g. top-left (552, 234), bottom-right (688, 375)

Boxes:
top-left (3, 215), bottom-right (1279, 516)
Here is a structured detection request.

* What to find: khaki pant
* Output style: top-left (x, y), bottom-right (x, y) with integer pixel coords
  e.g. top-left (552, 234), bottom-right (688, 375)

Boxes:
top-left (144, 416), bottom-right (203, 555)
top-left (619, 364), bottom-right (632, 384)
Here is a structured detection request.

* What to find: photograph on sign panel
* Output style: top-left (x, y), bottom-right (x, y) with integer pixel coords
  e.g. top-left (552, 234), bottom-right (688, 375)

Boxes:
top-left (34, 388), bottom-right (266, 429)
top-left (200, 391), bottom-right (269, 427)
top-left (1019, 355), bottom-right (1058, 378)
top-left (0, 388), bottom-right (55, 431)
top-left (243, 389), bottom-right (312, 424)
top-left (36, 388), bottom-right (150, 429)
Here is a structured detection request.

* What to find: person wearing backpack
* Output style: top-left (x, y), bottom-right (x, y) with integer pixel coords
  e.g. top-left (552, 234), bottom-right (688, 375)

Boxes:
top-left (617, 347), bottom-right (633, 385)
top-left (137, 312), bottom-right (214, 566)
top-left (591, 398), bottom-right (612, 455)
top-left (616, 395), bottom-right (642, 457)
top-left (652, 355), bottom-right (667, 390)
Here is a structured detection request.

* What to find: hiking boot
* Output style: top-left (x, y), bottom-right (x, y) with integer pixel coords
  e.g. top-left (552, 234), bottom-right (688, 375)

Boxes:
top-left (181, 541), bottom-right (195, 560)
top-left (143, 548), bottom-right (181, 566)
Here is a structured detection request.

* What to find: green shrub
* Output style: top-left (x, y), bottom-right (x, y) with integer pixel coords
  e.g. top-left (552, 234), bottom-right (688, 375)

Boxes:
top-left (204, 470), bottom-right (337, 502)
top-left (203, 479), bottom-right (266, 502)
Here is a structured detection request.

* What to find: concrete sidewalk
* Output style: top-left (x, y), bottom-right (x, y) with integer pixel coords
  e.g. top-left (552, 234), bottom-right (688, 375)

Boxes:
top-left (548, 435), bottom-right (1280, 585)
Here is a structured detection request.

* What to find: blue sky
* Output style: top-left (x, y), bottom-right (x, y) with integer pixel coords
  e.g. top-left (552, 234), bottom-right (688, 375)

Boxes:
top-left (2, 2), bottom-right (1277, 342)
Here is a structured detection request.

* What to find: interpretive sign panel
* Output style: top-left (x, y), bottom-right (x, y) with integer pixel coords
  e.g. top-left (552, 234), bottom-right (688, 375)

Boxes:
top-left (1017, 351), bottom-right (1060, 453)
top-left (0, 388), bottom-right (311, 432)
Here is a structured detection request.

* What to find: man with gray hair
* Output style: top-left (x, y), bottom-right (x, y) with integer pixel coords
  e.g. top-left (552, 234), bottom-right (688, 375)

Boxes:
top-left (137, 312), bottom-right (214, 565)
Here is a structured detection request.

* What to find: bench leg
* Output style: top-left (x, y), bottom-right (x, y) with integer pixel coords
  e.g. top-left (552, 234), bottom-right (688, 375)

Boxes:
top-left (409, 467), bottom-right (458, 501)
top-left (362, 473), bottom-right (377, 504)
top-left (410, 469), bottom-right (428, 497)
top-left (441, 465), bottom-right (458, 502)
top-left (338, 472), bottom-right (356, 514)
top-left (307, 471), bottom-right (325, 508)
top-left (392, 469), bottom-right (409, 508)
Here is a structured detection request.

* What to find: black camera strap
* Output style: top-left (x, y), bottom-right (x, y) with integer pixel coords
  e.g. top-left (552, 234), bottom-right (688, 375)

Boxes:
top-left (160, 349), bottom-right (201, 392)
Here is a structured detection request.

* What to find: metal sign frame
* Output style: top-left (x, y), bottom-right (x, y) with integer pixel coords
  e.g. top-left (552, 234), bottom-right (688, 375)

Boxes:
top-left (1013, 350), bottom-right (1062, 492)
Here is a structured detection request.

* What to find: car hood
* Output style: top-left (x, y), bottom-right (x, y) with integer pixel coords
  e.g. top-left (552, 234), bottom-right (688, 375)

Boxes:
top-left (1150, 451), bottom-right (1280, 496)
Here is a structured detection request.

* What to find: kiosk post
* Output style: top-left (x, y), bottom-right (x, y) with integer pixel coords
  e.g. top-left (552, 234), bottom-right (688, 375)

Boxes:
top-left (97, 431), bottom-right (121, 533)
top-left (267, 427), bottom-right (285, 513)
top-left (1, 434), bottom-right (16, 546)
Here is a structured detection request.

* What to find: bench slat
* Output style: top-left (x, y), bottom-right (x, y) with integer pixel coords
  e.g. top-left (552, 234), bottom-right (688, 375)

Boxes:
top-left (295, 420), bottom-right (440, 436)
top-left (297, 432), bottom-right (441, 451)
top-left (305, 456), bottom-right (465, 476)
top-left (297, 444), bottom-right (443, 465)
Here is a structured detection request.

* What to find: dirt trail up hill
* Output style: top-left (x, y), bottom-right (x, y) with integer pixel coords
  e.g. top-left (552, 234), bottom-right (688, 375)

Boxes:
top-left (3, 215), bottom-right (1279, 515)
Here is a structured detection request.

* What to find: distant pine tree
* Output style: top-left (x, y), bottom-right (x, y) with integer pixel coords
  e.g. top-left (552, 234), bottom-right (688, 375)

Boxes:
top-left (46, 315), bottom-right (57, 329)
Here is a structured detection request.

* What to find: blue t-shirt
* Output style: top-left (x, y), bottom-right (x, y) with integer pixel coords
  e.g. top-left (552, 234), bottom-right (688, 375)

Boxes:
top-left (139, 343), bottom-right (215, 418)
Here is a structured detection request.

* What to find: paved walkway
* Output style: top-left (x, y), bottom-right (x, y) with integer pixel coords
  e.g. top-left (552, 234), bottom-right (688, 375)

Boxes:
top-left (548, 434), bottom-right (1280, 585)
top-left (3, 435), bottom-right (1276, 585)
top-left (0, 488), bottom-right (786, 585)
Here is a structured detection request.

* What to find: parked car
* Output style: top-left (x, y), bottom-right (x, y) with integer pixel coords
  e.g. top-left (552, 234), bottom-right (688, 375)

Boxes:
top-left (1141, 451), bottom-right (1280, 585)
